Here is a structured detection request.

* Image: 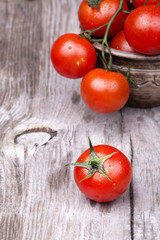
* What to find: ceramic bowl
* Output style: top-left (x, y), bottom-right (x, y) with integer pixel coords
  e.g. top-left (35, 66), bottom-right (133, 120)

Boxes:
top-left (93, 42), bottom-right (160, 108)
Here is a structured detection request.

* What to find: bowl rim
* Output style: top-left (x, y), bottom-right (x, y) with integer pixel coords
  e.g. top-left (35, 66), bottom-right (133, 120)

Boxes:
top-left (93, 42), bottom-right (160, 61)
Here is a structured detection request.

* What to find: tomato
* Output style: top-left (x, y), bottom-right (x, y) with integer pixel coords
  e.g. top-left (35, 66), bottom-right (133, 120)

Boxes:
top-left (80, 69), bottom-right (130, 114)
top-left (110, 30), bottom-right (136, 53)
top-left (78, 0), bottom-right (128, 38)
top-left (124, 0), bottom-right (130, 4)
top-left (124, 5), bottom-right (160, 55)
top-left (69, 140), bottom-right (132, 203)
top-left (50, 33), bottom-right (97, 79)
top-left (132, 0), bottom-right (160, 9)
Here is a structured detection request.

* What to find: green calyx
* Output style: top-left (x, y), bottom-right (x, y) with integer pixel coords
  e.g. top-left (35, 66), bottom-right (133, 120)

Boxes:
top-left (86, 0), bottom-right (103, 11)
top-left (67, 138), bottom-right (117, 182)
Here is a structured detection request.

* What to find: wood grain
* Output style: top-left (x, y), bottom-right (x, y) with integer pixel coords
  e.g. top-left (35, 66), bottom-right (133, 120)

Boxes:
top-left (0, 0), bottom-right (160, 239)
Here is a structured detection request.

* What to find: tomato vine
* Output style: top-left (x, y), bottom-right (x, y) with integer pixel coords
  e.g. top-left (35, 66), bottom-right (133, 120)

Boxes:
top-left (80, 0), bottom-right (136, 85)
top-left (80, 0), bottom-right (126, 70)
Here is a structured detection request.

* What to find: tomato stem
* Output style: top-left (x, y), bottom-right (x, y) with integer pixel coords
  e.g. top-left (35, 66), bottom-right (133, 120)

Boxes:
top-left (66, 138), bottom-right (117, 182)
top-left (144, 0), bottom-right (149, 5)
top-left (86, 0), bottom-right (103, 10)
top-left (81, 0), bottom-right (126, 71)
top-left (102, 0), bottom-right (125, 70)
top-left (83, 22), bottom-right (109, 39)
top-left (126, 65), bottom-right (138, 87)
top-left (96, 51), bottom-right (108, 70)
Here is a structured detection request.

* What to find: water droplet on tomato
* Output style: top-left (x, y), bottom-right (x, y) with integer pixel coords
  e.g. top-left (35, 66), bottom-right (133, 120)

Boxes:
top-left (113, 182), bottom-right (117, 187)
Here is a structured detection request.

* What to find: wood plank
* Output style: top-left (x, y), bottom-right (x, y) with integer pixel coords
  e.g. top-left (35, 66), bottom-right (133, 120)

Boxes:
top-left (0, 0), bottom-right (159, 239)
top-left (123, 108), bottom-right (160, 240)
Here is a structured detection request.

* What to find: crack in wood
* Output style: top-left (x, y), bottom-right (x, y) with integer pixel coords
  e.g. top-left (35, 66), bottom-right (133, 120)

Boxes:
top-left (14, 127), bottom-right (58, 146)
top-left (130, 135), bottom-right (134, 240)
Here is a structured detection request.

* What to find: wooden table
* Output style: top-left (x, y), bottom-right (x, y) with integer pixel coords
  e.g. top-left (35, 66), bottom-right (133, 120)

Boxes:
top-left (0, 0), bottom-right (160, 239)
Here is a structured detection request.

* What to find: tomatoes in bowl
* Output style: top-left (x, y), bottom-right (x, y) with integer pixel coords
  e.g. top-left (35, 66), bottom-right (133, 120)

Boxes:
top-left (50, 33), bottom-right (97, 79)
top-left (78, 0), bottom-right (128, 38)
top-left (68, 139), bottom-right (132, 203)
top-left (80, 69), bottom-right (130, 114)
top-left (132, 0), bottom-right (160, 8)
top-left (124, 5), bottom-right (160, 55)
top-left (110, 30), bottom-right (136, 53)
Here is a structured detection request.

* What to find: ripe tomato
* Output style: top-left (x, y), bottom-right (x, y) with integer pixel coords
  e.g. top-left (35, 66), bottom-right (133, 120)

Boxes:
top-left (80, 69), bottom-right (130, 114)
top-left (72, 141), bottom-right (132, 203)
top-left (124, 5), bottom-right (160, 55)
top-left (110, 30), bottom-right (136, 53)
top-left (78, 0), bottom-right (128, 38)
top-left (132, 0), bottom-right (160, 8)
top-left (50, 33), bottom-right (97, 79)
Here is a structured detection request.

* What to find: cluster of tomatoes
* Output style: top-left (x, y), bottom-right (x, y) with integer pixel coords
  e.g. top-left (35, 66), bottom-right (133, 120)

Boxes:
top-left (51, 0), bottom-right (160, 115)
top-left (111, 0), bottom-right (160, 55)
top-left (50, 0), bottom-right (160, 203)
top-left (78, 0), bottom-right (160, 55)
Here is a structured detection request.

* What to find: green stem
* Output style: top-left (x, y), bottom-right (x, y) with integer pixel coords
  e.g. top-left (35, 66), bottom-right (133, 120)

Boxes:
top-left (84, 22), bottom-right (109, 39)
top-left (121, 10), bottom-right (131, 14)
top-left (82, 0), bottom-right (126, 71)
top-left (144, 0), bottom-right (149, 5)
top-left (102, 0), bottom-right (125, 70)
top-left (89, 38), bottom-right (103, 43)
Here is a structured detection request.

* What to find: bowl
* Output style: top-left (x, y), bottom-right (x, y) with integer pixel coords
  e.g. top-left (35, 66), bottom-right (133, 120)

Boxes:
top-left (93, 42), bottom-right (160, 108)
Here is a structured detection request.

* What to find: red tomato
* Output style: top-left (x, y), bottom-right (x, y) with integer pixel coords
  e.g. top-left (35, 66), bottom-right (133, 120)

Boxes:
top-left (132, 0), bottom-right (160, 8)
top-left (80, 69), bottom-right (130, 114)
top-left (50, 33), bottom-right (97, 79)
top-left (110, 30), bottom-right (136, 53)
top-left (78, 0), bottom-right (128, 38)
top-left (124, 5), bottom-right (160, 55)
top-left (74, 144), bottom-right (132, 202)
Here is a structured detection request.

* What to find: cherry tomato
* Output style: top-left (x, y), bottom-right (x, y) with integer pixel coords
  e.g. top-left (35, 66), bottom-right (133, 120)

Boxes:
top-left (110, 30), bottom-right (136, 53)
top-left (132, 0), bottom-right (160, 9)
top-left (124, 5), bottom-right (160, 55)
top-left (78, 0), bottom-right (128, 38)
top-left (80, 69), bottom-right (130, 114)
top-left (73, 142), bottom-right (132, 203)
top-left (50, 33), bottom-right (97, 79)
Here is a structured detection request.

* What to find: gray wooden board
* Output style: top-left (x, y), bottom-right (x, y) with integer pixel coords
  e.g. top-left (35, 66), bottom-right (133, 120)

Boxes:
top-left (0, 0), bottom-right (160, 239)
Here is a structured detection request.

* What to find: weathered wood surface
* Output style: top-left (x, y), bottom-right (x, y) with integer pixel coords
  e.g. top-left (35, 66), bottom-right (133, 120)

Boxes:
top-left (0, 0), bottom-right (160, 239)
